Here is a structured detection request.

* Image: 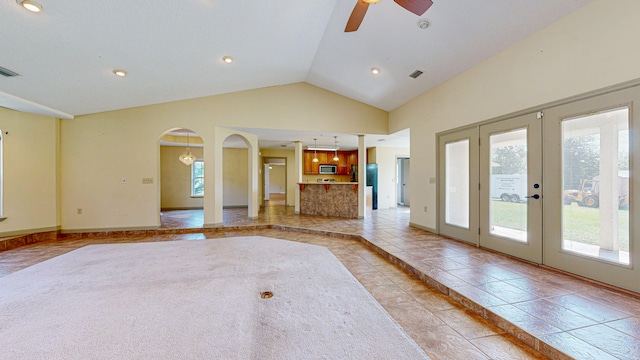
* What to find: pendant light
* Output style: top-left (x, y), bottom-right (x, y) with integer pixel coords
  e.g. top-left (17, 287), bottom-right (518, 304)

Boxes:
top-left (179, 132), bottom-right (196, 166)
top-left (312, 138), bottom-right (319, 163)
top-left (333, 136), bottom-right (339, 162)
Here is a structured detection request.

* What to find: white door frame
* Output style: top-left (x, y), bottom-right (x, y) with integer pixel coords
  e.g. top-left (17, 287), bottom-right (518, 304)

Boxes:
top-left (437, 127), bottom-right (479, 246)
top-left (479, 113), bottom-right (543, 264)
top-left (542, 85), bottom-right (640, 292)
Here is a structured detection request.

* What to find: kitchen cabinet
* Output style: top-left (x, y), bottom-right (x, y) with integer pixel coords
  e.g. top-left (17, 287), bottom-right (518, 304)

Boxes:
top-left (336, 152), bottom-right (349, 175)
top-left (303, 150), bottom-right (358, 174)
top-left (303, 150), bottom-right (327, 174)
top-left (303, 151), bottom-right (315, 174)
top-left (316, 151), bottom-right (328, 165)
top-left (347, 151), bottom-right (358, 175)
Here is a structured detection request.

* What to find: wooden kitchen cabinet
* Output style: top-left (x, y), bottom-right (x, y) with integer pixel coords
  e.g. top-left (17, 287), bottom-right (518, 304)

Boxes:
top-left (347, 151), bottom-right (358, 175)
top-left (316, 151), bottom-right (328, 165)
top-left (336, 152), bottom-right (349, 175)
top-left (304, 150), bottom-right (358, 174)
top-left (303, 151), bottom-right (315, 174)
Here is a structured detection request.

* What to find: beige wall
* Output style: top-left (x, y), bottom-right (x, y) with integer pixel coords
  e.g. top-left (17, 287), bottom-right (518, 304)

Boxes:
top-left (60, 83), bottom-right (384, 231)
top-left (160, 145), bottom-right (204, 210)
top-left (0, 108), bottom-right (59, 236)
top-left (268, 165), bottom-right (286, 194)
top-left (390, 0), bottom-right (640, 230)
top-left (223, 148), bottom-right (249, 207)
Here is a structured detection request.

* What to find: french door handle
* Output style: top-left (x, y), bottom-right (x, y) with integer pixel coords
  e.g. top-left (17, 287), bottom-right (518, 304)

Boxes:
top-left (526, 194), bottom-right (540, 199)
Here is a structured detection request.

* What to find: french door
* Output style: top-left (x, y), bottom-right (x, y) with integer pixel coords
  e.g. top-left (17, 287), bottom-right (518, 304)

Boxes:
top-left (479, 113), bottom-right (542, 264)
top-left (438, 128), bottom-right (479, 245)
top-left (438, 84), bottom-right (640, 292)
top-left (543, 85), bottom-right (640, 291)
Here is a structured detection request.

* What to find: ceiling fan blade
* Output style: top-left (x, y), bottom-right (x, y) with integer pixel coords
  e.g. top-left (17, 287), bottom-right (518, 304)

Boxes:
top-left (345, 1), bottom-right (370, 32)
top-left (394, 0), bottom-right (433, 16)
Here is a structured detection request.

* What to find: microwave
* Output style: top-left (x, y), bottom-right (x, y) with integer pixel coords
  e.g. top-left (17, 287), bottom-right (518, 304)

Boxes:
top-left (319, 164), bottom-right (337, 174)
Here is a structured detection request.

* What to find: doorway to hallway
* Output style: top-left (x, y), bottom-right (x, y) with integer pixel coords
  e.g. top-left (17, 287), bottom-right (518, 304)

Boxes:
top-left (397, 157), bottom-right (410, 207)
top-left (263, 157), bottom-right (287, 208)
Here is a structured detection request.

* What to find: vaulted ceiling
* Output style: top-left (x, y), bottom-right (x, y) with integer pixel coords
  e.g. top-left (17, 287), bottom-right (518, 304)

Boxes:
top-left (1, 0), bottom-right (591, 148)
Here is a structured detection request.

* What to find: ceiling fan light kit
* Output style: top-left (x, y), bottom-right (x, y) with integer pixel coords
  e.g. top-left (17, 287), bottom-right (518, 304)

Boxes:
top-left (345, 0), bottom-right (434, 32)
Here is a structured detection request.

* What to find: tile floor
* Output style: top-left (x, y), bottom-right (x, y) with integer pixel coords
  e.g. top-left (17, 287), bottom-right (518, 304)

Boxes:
top-left (2, 206), bottom-right (640, 359)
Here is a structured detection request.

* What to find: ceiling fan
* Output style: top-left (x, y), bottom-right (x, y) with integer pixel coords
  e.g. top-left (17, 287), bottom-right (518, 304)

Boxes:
top-left (345, 0), bottom-right (433, 32)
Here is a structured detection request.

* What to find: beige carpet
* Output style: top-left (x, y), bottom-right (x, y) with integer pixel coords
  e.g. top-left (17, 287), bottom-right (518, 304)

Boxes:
top-left (0, 236), bottom-right (429, 359)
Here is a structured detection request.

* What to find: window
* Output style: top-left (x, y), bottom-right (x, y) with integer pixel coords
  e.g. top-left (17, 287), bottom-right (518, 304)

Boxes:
top-left (445, 139), bottom-right (470, 228)
top-left (561, 107), bottom-right (629, 265)
top-left (191, 160), bottom-right (204, 197)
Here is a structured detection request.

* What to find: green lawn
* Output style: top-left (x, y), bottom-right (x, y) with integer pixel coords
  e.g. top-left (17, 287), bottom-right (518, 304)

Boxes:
top-left (490, 200), bottom-right (629, 251)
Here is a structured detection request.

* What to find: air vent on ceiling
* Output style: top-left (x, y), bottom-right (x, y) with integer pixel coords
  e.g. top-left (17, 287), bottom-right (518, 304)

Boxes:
top-left (409, 70), bottom-right (423, 79)
top-left (0, 66), bottom-right (19, 77)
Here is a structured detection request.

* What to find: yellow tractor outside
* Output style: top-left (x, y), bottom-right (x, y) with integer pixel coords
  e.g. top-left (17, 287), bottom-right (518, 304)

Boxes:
top-left (564, 179), bottom-right (600, 207)
top-left (563, 173), bottom-right (629, 209)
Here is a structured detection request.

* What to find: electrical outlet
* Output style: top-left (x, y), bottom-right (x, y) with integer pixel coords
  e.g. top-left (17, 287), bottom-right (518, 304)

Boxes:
top-left (77, 208), bottom-right (83, 215)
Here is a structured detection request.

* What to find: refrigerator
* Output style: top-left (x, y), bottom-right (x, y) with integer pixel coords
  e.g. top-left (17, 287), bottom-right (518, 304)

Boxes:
top-left (350, 164), bottom-right (378, 210)
top-left (367, 164), bottom-right (378, 210)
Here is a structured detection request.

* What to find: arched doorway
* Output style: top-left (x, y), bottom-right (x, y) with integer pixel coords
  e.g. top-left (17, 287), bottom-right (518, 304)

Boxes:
top-left (221, 135), bottom-right (250, 217)
top-left (207, 128), bottom-right (259, 226)
top-left (158, 128), bottom-right (204, 228)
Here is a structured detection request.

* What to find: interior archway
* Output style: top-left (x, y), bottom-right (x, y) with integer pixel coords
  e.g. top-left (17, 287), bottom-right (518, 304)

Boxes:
top-left (221, 134), bottom-right (250, 218)
top-left (158, 128), bottom-right (204, 228)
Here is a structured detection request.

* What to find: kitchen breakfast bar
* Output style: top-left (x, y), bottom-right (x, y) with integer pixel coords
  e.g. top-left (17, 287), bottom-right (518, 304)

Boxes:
top-left (298, 182), bottom-right (372, 218)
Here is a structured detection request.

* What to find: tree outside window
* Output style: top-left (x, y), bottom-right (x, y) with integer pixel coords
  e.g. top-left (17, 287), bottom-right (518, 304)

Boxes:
top-left (192, 160), bottom-right (204, 197)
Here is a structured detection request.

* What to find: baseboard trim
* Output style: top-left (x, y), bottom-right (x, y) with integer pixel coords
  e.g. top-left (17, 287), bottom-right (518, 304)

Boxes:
top-left (409, 222), bottom-right (437, 234)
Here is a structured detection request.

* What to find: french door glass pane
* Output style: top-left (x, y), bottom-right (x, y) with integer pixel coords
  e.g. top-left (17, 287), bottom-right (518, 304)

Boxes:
top-left (445, 140), bottom-right (469, 228)
top-left (562, 107), bottom-right (630, 265)
top-left (489, 129), bottom-right (528, 242)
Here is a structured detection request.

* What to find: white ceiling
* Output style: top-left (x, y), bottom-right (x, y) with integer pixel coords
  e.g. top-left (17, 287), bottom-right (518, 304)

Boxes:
top-left (1, 0), bottom-right (591, 148)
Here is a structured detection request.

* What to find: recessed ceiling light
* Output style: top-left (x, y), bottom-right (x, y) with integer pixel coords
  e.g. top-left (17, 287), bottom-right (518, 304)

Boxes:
top-left (371, 67), bottom-right (380, 75)
top-left (222, 56), bottom-right (233, 64)
top-left (417, 19), bottom-right (430, 29)
top-left (18, 0), bottom-right (42, 12)
top-left (113, 69), bottom-right (127, 77)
